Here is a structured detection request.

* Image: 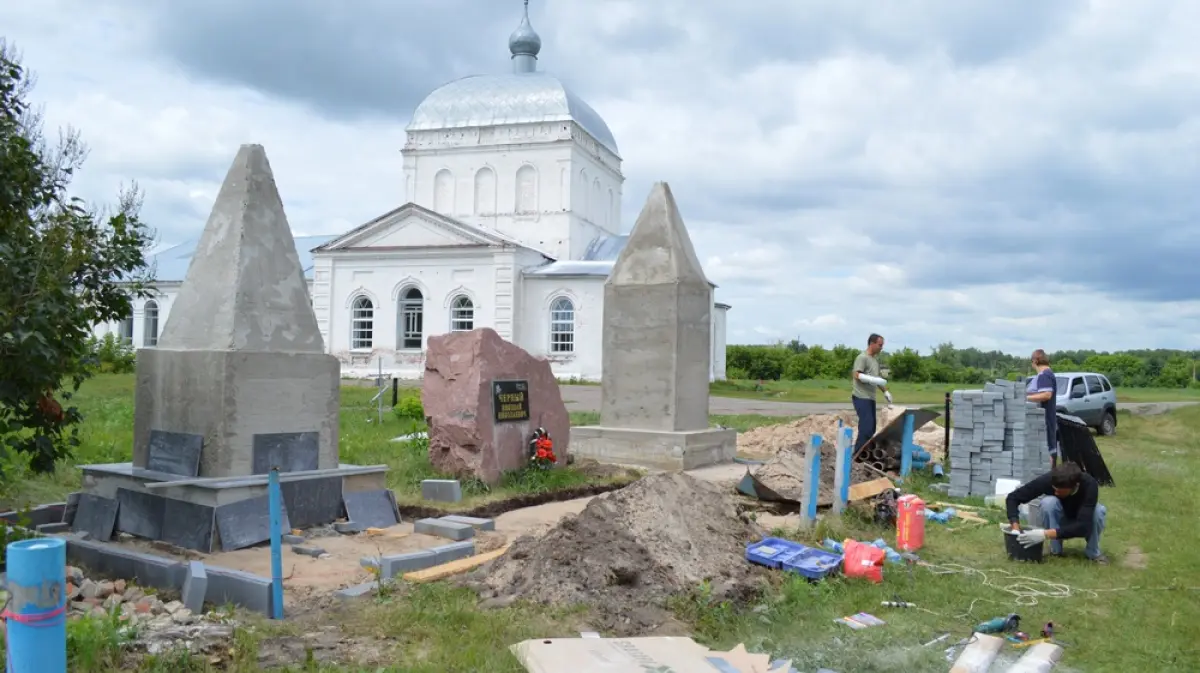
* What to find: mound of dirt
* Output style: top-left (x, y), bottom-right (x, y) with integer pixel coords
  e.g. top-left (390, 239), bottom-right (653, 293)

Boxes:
top-left (476, 473), bottom-right (765, 635)
top-left (738, 409), bottom-right (949, 462)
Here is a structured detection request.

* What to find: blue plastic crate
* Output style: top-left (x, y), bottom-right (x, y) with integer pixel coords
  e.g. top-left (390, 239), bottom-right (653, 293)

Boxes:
top-left (746, 537), bottom-right (843, 580)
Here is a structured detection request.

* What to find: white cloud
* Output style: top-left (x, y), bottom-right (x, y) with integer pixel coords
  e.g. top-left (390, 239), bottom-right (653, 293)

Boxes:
top-left (3, 0), bottom-right (1199, 355)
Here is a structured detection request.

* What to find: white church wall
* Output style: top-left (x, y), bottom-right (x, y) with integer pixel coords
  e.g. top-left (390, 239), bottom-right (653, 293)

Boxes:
top-left (518, 275), bottom-right (605, 381)
top-left (322, 248), bottom-right (503, 377)
top-left (404, 127), bottom-right (583, 259)
top-left (89, 288), bottom-right (177, 350)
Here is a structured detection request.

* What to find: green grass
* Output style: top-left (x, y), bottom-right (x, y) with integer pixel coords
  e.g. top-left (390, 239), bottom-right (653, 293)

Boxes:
top-left (0, 374), bottom-right (633, 512)
top-left (710, 378), bottom-right (1200, 404)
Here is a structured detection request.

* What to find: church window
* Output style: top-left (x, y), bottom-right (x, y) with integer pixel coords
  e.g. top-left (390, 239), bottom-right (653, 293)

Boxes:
top-left (549, 297), bottom-right (575, 353)
top-left (450, 295), bottom-right (474, 332)
top-left (143, 300), bottom-right (160, 347)
top-left (516, 165), bottom-right (537, 213)
top-left (434, 169), bottom-right (454, 214)
top-left (351, 296), bottom-right (374, 350)
top-left (118, 315), bottom-right (134, 344)
top-left (474, 167), bottom-right (496, 215)
top-left (398, 287), bottom-right (424, 350)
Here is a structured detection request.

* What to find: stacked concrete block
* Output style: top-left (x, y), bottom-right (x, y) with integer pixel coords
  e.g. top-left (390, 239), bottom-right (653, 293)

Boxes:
top-left (948, 379), bottom-right (1053, 497)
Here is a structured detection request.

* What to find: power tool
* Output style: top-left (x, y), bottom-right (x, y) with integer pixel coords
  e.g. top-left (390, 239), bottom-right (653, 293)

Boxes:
top-left (975, 613), bottom-right (1020, 634)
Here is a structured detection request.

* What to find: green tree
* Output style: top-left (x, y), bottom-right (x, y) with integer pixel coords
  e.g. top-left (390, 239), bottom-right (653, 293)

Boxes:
top-left (1155, 356), bottom-right (1193, 389)
top-left (888, 347), bottom-right (926, 382)
top-left (0, 42), bottom-right (154, 473)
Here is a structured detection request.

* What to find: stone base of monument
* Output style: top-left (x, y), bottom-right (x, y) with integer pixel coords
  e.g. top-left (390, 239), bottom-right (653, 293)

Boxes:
top-left (73, 463), bottom-right (390, 553)
top-left (568, 426), bottom-right (737, 471)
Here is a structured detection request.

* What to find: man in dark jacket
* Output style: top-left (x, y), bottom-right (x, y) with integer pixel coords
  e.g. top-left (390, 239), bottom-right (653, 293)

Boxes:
top-left (1006, 461), bottom-right (1108, 564)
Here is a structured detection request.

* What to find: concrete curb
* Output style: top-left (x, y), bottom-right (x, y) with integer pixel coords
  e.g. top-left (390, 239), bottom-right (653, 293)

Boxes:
top-left (63, 535), bottom-right (275, 616)
top-left (359, 540), bottom-right (477, 579)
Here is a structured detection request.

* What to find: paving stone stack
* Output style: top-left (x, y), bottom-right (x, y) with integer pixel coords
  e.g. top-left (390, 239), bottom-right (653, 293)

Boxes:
top-left (948, 379), bottom-right (1052, 497)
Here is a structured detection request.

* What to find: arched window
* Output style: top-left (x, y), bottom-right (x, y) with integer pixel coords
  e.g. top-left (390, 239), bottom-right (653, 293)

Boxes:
top-left (516, 165), bottom-right (537, 213)
top-left (434, 169), bottom-right (454, 214)
top-left (143, 300), bottom-right (160, 347)
top-left (118, 316), bottom-right (134, 344)
top-left (473, 167), bottom-right (496, 215)
top-left (398, 287), bottom-right (424, 350)
top-left (549, 297), bottom-right (575, 353)
top-left (449, 295), bottom-right (474, 332)
top-left (350, 296), bottom-right (374, 350)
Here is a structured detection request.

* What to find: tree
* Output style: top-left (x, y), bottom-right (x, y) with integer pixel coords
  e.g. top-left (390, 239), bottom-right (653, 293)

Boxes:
top-left (888, 347), bottom-right (926, 382)
top-left (0, 42), bottom-right (155, 473)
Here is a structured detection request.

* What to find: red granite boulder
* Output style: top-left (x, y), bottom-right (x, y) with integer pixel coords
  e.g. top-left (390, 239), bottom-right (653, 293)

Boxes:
top-left (422, 328), bottom-right (570, 484)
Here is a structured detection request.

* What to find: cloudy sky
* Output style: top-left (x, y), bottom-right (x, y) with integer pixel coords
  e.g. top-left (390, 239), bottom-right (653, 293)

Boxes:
top-left (4, 0), bottom-right (1199, 354)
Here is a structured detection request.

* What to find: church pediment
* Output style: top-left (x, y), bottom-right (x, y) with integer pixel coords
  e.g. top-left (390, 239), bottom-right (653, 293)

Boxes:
top-left (315, 203), bottom-right (514, 252)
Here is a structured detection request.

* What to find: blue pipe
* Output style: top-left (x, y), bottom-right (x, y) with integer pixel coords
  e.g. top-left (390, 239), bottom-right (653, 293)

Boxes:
top-left (5, 537), bottom-right (67, 672)
top-left (268, 469), bottom-right (284, 620)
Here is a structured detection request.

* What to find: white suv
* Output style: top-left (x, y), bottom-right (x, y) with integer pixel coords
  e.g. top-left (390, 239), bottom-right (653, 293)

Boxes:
top-left (1024, 371), bottom-right (1118, 435)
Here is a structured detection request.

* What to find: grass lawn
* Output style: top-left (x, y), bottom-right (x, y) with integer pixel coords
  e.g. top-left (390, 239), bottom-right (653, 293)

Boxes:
top-left (710, 378), bottom-right (1200, 405)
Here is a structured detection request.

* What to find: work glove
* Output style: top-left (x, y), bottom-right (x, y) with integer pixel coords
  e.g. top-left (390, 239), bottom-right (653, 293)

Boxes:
top-left (884, 391), bottom-right (894, 405)
top-left (1017, 528), bottom-right (1047, 548)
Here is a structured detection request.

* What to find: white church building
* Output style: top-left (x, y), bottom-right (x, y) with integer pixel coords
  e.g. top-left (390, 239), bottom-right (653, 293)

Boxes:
top-left (93, 3), bottom-right (730, 382)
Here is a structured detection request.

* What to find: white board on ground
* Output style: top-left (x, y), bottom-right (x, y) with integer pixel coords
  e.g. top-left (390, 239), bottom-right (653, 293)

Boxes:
top-left (510, 637), bottom-right (779, 673)
top-left (950, 633), bottom-right (1005, 673)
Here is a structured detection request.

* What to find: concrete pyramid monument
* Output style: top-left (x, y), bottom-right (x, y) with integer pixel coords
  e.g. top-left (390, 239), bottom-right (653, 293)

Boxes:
top-left (74, 145), bottom-right (390, 554)
top-left (572, 183), bottom-right (736, 469)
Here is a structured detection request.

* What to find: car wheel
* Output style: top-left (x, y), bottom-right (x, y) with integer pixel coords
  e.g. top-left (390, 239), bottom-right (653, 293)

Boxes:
top-left (1098, 411), bottom-right (1116, 436)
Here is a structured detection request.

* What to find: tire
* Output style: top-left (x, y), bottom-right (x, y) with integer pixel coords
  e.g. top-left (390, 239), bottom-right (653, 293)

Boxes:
top-left (1098, 411), bottom-right (1116, 436)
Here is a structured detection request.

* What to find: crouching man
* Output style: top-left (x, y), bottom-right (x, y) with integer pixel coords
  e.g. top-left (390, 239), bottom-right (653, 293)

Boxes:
top-left (1006, 461), bottom-right (1108, 564)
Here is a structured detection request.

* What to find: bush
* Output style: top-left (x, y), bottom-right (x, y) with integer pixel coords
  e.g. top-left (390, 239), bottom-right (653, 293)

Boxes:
top-left (393, 393), bottom-right (425, 421)
top-left (725, 366), bottom-right (749, 380)
top-left (85, 334), bottom-right (136, 374)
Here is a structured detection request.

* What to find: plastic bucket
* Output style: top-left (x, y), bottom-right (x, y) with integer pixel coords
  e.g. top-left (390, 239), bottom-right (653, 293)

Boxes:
top-left (1004, 528), bottom-right (1044, 562)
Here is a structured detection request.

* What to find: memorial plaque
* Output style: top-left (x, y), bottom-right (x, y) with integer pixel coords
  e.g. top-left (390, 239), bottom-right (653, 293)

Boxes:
top-left (492, 379), bottom-right (530, 424)
top-left (116, 488), bottom-right (167, 539)
top-left (251, 432), bottom-right (320, 474)
top-left (215, 495), bottom-right (292, 552)
top-left (146, 430), bottom-right (204, 477)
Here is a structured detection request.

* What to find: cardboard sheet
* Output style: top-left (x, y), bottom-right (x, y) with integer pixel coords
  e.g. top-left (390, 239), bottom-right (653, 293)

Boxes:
top-left (510, 637), bottom-right (789, 673)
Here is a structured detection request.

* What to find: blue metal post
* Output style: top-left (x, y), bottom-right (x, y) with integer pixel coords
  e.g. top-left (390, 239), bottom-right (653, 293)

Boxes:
top-left (268, 468), bottom-right (284, 620)
top-left (832, 427), bottom-right (849, 515)
top-left (900, 413), bottom-right (916, 479)
top-left (800, 434), bottom-right (822, 527)
top-left (840, 427), bottom-right (853, 504)
top-left (5, 537), bottom-right (67, 673)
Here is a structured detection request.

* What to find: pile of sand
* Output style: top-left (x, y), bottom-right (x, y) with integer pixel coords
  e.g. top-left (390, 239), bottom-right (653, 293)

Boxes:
top-left (750, 441), bottom-right (876, 505)
top-left (476, 473), bottom-right (765, 635)
top-left (738, 409), bottom-right (949, 462)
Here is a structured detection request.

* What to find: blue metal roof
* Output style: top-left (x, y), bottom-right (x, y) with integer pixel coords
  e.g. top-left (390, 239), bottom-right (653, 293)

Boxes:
top-left (148, 234), bottom-right (337, 282)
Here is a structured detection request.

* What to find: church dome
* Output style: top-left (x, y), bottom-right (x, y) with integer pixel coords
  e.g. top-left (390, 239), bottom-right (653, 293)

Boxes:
top-left (407, 72), bottom-right (620, 155)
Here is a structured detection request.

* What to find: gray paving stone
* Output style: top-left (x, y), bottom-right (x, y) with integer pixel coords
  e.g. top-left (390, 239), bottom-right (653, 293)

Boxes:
top-left (421, 479), bottom-right (463, 503)
top-left (440, 515), bottom-right (496, 531)
top-left (429, 541), bottom-right (476, 565)
top-left (182, 561), bottom-right (208, 613)
top-left (413, 517), bottom-right (475, 541)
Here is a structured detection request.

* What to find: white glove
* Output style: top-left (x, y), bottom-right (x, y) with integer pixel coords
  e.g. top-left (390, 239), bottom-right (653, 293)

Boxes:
top-left (1017, 529), bottom-right (1047, 548)
top-left (859, 374), bottom-right (888, 387)
top-left (884, 391), bottom-right (893, 405)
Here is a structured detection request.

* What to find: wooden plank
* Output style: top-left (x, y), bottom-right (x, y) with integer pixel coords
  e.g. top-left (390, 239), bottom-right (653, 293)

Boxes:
top-left (403, 545), bottom-right (511, 583)
top-left (848, 477), bottom-right (894, 501)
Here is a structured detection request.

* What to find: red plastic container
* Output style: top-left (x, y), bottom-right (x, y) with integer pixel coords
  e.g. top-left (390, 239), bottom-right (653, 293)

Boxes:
top-left (896, 494), bottom-right (926, 552)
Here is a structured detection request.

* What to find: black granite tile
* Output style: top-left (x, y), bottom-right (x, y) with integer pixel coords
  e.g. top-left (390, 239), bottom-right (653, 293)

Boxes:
top-left (161, 499), bottom-right (216, 552)
top-left (145, 430), bottom-right (204, 478)
top-left (116, 488), bottom-right (166, 539)
top-left (73, 493), bottom-right (119, 542)
top-left (343, 489), bottom-right (399, 529)
top-left (280, 476), bottom-right (343, 529)
top-left (215, 495), bottom-right (291, 552)
top-left (251, 432), bottom-right (319, 474)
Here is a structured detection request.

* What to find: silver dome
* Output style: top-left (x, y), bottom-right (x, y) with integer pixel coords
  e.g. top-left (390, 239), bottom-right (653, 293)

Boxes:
top-left (407, 72), bottom-right (620, 155)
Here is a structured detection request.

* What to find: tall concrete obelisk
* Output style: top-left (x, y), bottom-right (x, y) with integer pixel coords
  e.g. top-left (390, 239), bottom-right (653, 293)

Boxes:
top-left (132, 144), bottom-right (341, 478)
top-left (571, 183), bottom-right (736, 470)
